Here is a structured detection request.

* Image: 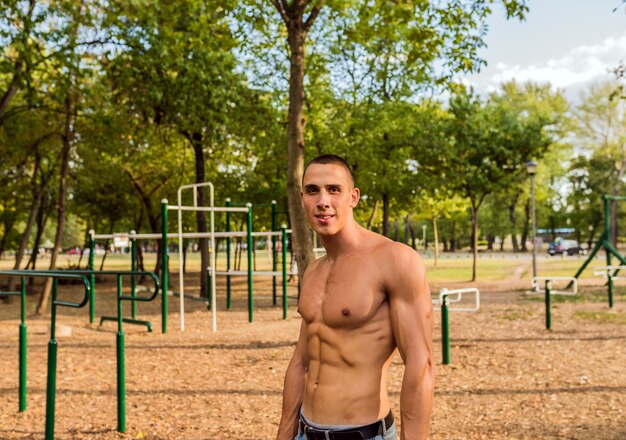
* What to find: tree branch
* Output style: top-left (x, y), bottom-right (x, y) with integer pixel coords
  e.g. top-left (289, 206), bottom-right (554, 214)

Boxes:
top-left (270, 0), bottom-right (289, 25)
top-left (304, 0), bottom-right (325, 32)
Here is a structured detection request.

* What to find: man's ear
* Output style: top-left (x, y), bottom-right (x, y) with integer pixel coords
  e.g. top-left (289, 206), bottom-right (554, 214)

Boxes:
top-left (350, 187), bottom-right (360, 208)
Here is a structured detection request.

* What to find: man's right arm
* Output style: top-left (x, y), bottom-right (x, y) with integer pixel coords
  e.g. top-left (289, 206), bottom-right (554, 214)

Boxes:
top-left (276, 320), bottom-right (309, 440)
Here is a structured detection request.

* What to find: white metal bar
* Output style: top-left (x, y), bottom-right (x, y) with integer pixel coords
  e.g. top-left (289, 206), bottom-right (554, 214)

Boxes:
top-left (594, 265), bottom-right (626, 278)
top-left (167, 205), bottom-right (248, 213)
top-left (531, 276), bottom-right (578, 295)
top-left (92, 234), bottom-right (115, 240)
top-left (213, 270), bottom-right (298, 276)
top-left (433, 288), bottom-right (480, 312)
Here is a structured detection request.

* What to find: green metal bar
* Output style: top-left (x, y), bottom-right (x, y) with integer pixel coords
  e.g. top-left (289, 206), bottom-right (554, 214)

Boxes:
top-left (545, 280), bottom-right (552, 330)
top-left (282, 225), bottom-right (288, 320)
top-left (606, 249), bottom-right (614, 308)
top-left (161, 200), bottom-right (168, 333)
top-left (441, 296), bottom-right (450, 365)
top-left (19, 276), bottom-right (26, 412)
top-left (247, 203), bottom-right (254, 323)
top-left (45, 278), bottom-right (58, 440)
top-left (272, 200), bottom-right (277, 306)
top-left (116, 274), bottom-right (126, 433)
top-left (131, 233), bottom-right (137, 319)
top-left (567, 230), bottom-right (607, 288)
top-left (100, 316), bottom-right (152, 332)
top-left (226, 198), bottom-right (232, 310)
top-left (88, 230), bottom-right (95, 324)
top-left (603, 194), bottom-right (626, 202)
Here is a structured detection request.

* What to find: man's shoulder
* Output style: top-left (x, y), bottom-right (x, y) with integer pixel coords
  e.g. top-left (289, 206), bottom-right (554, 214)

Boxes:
top-left (374, 238), bottom-right (424, 265)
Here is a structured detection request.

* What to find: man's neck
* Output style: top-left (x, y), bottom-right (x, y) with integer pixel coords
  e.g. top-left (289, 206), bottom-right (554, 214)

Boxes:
top-left (319, 219), bottom-right (364, 261)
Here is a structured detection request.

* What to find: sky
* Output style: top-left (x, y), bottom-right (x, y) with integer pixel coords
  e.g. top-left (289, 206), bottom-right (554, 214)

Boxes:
top-left (463, 0), bottom-right (626, 101)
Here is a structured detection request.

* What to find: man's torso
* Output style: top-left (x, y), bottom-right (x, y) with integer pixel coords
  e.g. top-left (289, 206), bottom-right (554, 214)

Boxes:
top-left (298, 236), bottom-right (398, 425)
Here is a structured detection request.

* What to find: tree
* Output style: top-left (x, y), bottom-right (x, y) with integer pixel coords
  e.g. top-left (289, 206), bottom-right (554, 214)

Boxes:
top-left (246, 0), bottom-right (528, 275)
top-left (443, 84), bottom-right (556, 280)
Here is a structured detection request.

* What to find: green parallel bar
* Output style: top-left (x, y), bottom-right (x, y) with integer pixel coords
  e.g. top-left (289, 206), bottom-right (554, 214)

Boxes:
top-left (19, 276), bottom-right (26, 412)
top-left (45, 278), bottom-right (58, 440)
top-left (442, 296), bottom-right (450, 365)
top-left (272, 200), bottom-right (277, 306)
top-left (131, 234), bottom-right (137, 319)
top-left (116, 332), bottom-right (126, 432)
top-left (606, 249), bottom-right (614, 308)
top-left (226, 198), bottom-right (232, 309)
top-left (247, 203), bottom-right (254, 323)
top-left (116, 274), bottom-right (126, 433)
top-left (545, 280), bottom-right (552, 330)
top-left (100, 316), bottom-right (152, 332)
top-left (282, 226), bottom-right (288, 320)
top-left (89, 230), bottom-right (95, 324)
top-left (161, 200), bottom-right (168, 333)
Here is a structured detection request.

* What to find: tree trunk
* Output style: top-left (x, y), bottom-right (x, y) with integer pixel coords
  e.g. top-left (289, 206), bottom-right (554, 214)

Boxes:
top-left (191, 134), bottom-right (209, 299)
top-left (521, 199), bottom-right (530, 252)
top-left (36, 95), bottom-right (74, 315)
top-left (432, 215), bottom-right (439, 267)
top-left (285, 14), bottom-right (314, 277)
top-left (27, 198), bottom-right (48, 270)
top-left (450, 220), bottom-right (456, 252)
top-left (470, 202), bottom-right (479, 282)
top-left (382, 193), bottom-right (390, 237)
top-left (509, 192), bottom-right (520, 252)
top-left (9, 154), bottom-right (48, 278)
top-left (366, 199), bottom-right (379, 230)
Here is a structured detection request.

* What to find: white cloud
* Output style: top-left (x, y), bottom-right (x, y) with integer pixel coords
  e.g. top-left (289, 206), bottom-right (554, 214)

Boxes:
top-left (473, 30), bottom-right (626, 94)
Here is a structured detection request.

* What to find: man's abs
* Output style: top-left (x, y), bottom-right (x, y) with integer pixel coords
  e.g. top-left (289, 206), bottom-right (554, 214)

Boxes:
top-left (299, 302), bottom-right (396, 425)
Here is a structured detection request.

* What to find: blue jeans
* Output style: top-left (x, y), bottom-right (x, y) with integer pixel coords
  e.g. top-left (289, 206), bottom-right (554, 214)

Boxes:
top-left (294, 421), bottom-right (398, 440)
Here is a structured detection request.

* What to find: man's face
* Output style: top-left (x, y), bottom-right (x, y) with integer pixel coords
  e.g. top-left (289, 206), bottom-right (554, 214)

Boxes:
top-left (301, 163), bottom-right (360, 237)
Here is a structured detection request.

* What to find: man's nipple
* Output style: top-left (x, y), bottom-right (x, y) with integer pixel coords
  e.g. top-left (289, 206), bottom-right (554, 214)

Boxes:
top-left (341, 308), bottom-right (351, 317)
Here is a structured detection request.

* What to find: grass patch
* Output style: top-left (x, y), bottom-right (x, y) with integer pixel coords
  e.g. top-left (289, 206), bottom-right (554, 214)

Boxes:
top-left (498, 307), bottom-right (534, 321)
top-left (522, 289), bottom-right (626, 304)
top-left (574, 310), bottom-right (626, 325)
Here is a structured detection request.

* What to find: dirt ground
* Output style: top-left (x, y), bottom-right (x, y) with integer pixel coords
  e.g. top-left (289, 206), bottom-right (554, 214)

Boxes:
top-left (0, 271), bottom-right (624, 440)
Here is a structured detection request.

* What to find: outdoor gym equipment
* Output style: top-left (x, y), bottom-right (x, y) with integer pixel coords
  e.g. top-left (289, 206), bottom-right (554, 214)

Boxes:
top-left (432, 288), bottom-right (480, 365)
top-left (209, 224), bottom-right (295, 320)
top-left (163, 182), bottom-right (299, 332)
top-left (0, 270), bottom-right (91, 440)
top-left (224, 199), bottom-right (289, 307)
top-left (593, 265), bottom-right (625, 308)
top-left (0, 274), bottom-right (28, 412)
top-left (88, 231), bottom-right (154, 331)
top-left (531, 276), bottom-right (578, 330)
top-left (569, 195), bottom-right (626, 302)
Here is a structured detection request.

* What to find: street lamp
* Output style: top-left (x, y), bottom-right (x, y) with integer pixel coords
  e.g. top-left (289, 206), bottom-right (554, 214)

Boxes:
top-left (526, 160), bottom-right (538, 279)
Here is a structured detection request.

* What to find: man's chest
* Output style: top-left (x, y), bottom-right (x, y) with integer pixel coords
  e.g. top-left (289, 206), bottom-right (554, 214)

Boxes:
top-left (298, 259), bottom-right (388, 328)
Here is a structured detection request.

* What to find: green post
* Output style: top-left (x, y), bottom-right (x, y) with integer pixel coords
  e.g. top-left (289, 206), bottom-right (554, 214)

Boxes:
top-left (116, 274), bottom-right (126, 433)
top-left (441, 294), bottom-right (450, 365)
top-left (88, 229), bottom-right (95, 323)
top-left (247, 203), bottom-right (254, 323)
top-left (226, 198), bottom-right (232, 309)
top-left (19, 276), bottom-right (26, 412)
top-left (272, 200), bottom-right (277, 306)
top-left (161, 199), bottom-right (168, 333)
top-left (131, 231), bottom-right (137, 319)
top-left (545, 280), bottom-right (552, 330)
top-left (45, 278), bottom-right (58, 440)
top-left (607, 250), bottom-right (614, 308)
top-left (282, 225), bottom-right (288, 319)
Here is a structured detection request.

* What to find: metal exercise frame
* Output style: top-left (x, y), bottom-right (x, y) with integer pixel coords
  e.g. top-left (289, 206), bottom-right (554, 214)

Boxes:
top-left (568, 195), bottom-right (626, 308)
top-left (531, 276), bottom-right (578, 330)
top-left (432, 288), bottom-right (480, 365)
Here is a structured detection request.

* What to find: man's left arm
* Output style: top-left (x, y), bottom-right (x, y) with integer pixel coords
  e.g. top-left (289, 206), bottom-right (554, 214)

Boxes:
top-left (387, 245), bottom-right (435, 440)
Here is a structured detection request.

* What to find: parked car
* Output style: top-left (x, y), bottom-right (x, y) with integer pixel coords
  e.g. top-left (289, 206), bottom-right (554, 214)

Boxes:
top-left (547, 238), bottom-right (587, 256)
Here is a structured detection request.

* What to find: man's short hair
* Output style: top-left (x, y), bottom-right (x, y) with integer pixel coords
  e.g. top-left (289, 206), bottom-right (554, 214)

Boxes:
top-left (303, 154), bottom-right (355, 186)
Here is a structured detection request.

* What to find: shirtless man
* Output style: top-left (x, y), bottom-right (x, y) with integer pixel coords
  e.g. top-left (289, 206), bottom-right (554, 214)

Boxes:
top-left (277, 154), bottom-right (435, 440)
